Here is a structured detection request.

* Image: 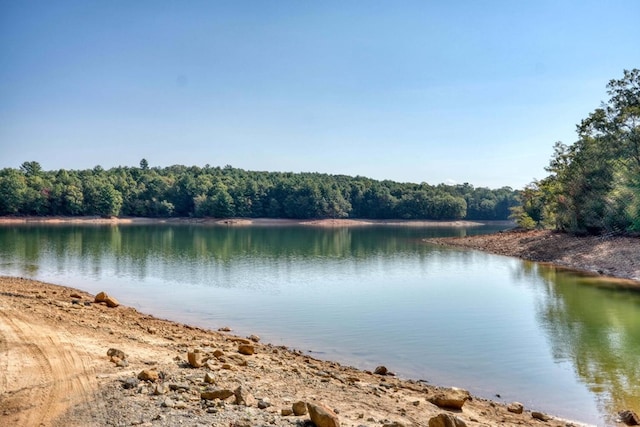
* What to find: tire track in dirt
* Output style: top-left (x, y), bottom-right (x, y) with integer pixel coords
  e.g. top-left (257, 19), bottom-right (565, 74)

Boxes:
top-left (0, 304), bottom-right (104, 426)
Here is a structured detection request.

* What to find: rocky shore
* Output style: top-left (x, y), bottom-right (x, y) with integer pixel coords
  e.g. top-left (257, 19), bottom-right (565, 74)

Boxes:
top-left (0, 276), bottom-right (587, 427)
top-left (428, 229), bottom-right (640, 285)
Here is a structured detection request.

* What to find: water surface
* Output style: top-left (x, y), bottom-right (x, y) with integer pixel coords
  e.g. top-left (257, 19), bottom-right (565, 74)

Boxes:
top-left (1, 223), bottom-right (638, 425)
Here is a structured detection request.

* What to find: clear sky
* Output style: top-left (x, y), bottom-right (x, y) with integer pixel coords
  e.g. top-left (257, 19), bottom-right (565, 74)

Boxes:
top-left (1, 1), bottom-right (638, 189)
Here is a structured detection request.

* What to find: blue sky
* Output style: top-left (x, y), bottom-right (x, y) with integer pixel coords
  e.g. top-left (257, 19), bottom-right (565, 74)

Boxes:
top-left (1, 1), bottom-right (638, 188)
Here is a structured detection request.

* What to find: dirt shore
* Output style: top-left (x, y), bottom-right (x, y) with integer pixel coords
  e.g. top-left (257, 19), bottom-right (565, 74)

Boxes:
top-left (428, 229), bottom-right (640, 285)
top-left (0, 276), bottom-right (586, 427)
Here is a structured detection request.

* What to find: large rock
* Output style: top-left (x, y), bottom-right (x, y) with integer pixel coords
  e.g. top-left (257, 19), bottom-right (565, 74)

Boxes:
top-left (427, 388), bottom-right (471, 410)
top-left (428, 413), bottom-right (467, 427)
top-left (94, 291), bottom-right (119, 307)
top-left (531, 411), bottom-right (551, 422)
top-left (306, 402), bottom-right (340, 427)
top-left (374, 365), bottom-right (388, 375)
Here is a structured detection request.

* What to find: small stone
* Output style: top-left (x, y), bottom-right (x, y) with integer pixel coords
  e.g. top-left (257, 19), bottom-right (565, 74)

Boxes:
top-left (238, 344), bottom-right (255, 355)
top-left (153, 383), bottom-right (168, 395)
top-left (161, 398), bottom-right (175, 408)
top-left (428, 413), bottom-right (467, 427)
top-left (248, 334), bottom-right (261, 342)
top-left (116, 359), bottom-right (129, 368)
top-left (213, 349), bottom-right (225, 358)
top-left (201, 389), bottom-right (234, 400)
top-left (507, 402), bottom-right (524, 414)
top-left (187, 351), bottom-right (203, 368)
top-left (292, 401), bottom-right (307, 416)
top-left (258, 399), bottom-right (271, 409)
top-left (281, 408), bottom-right (293, 416)
top-left (374, 366), bottom-right (388, 375)
top-left (383, 422), bottom-right (406, 427)
top-left (122, 377), bottom-right (139, 389)
top-left (531, 411), bottom-right (551, 422)
top-left (137, 369), bottom-right (159, 382)
top-left (107, 348), bottom-right (126, 360)
top-left (307, 402), bottom-right (340, 427)
top-left (70, 292), bottom-right (82, 299)
top-left (204, 372), bottom-right (215, 384)
top-left (426, 387), bottom-right (471, 410)
top-left (218, 326), bottom-right (231, 332)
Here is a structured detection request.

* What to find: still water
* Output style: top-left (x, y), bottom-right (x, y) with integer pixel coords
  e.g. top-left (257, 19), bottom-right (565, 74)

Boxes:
top-left (1, 224), bottom-right (639, 425)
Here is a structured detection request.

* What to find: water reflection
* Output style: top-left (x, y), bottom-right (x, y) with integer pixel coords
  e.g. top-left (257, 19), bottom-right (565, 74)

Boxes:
top-left (1, 224), bottom-right (639, 425)
top-left (522, 262), bottom-right (640, 423)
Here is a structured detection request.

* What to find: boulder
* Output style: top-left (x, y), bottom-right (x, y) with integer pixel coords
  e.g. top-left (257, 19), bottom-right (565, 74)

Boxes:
top-left (137, 369), bottom-right (159, 382)
top-left (238, 344), bottom-right (255, 355)
top-left (292, 400), bottom-right (307, 416)
top-left (200, 388), bottom-right (234, 400)
top-left (507, 402), bottom-right (524, 414)
top-left (306, 402), bottom-right (340, 427)
top-left (428, 413), bottom-right (467, 427)
top-left (187, 351), bottom-right (203, 368)
top-left (427, 388), bottom-right (471, 410)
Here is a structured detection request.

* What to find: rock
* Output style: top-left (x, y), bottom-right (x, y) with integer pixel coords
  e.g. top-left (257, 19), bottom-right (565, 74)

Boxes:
top-left (200, 388), bottom-right (234, 400)
top-left (426, 387), bottom-right (471, 410)
top-left (238, 344), bottom-right (255, 355)
top-left (153, 383), bottom-right (168, 395)
top-left (168, 383), bottom-right (190, 392)
top-left (228, 354), bottom-right (248, 366)
top-left (507, 402), bottom-right (524, 414)
top-left (383, 422), bottom-right (407, 427)
top-left (281, 408), bottom-right (293, 416)
top-left (116, 358), bottom-right (129, 368)
top-left (107, 348), bottom-right (126, 360)
top-left (292, 400), bottom-right (307, 416)
top-left (187, 350), bottom-right (203, 368)
top-left (428, 413), bottom-right (467, 427)
top-left (70, 292), bottom-right (83, 299)
top-left (307, 402), bottom-right (340, 427)
top-left (213, 349), bottom-right (225, 358)
top-left (374, 366), bottom-right (388, 375)
top-left (218, 326), bottom-right (231, 332)
top-left (234, 385), bottom-right (256, 406)
top-left (531, 411), bottom-right (551, 422)
top-left (248, 334), bottom-right (261, 342)
top-left (204, 372), bottom-right (215, 384)
top-left (137, 369), bottom-right (159, 382)
top-left (619, 410), bottom-right (640, 426)
top-left (121, 377), bottom-right (139, 389)
top-left (94, 291), bottom-right (119, 307)
top-left (161, 398), bottom-right (175, 408)
top-left (258, 399), bottom-right (271, 409)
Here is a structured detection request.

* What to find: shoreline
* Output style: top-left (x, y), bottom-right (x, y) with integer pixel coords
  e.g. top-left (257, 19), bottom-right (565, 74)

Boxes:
top-left (427, 229), bottom-right (640, 286)
top-left (0, 276), bottom-right (593, 427)
top-left (0, 215), bottom-right (512, 228)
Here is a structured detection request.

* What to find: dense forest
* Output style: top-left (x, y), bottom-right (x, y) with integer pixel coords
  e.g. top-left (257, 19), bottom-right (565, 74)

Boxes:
top-left (0, 160), bottom-right (518, 221)
top-left (512, 69), bottom-right (640, 234)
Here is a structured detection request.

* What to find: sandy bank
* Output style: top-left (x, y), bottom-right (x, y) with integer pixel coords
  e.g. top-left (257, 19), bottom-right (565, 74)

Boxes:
top-left (0, 276), bottom-right (587, 427)
top-left (0, 216), bottom-right (508, 228)
top-left (428, 229), bottom-right (640, 285)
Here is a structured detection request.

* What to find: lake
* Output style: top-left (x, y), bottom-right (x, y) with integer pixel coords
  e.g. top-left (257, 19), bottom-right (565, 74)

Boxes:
top-left (1, 223), bottom-right (639, 425)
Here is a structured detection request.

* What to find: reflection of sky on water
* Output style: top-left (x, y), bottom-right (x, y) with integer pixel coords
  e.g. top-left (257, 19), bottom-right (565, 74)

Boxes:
top-left (0, 224), bottom-right (637, 425)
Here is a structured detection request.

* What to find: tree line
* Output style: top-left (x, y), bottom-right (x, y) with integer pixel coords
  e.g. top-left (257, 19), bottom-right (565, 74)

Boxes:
top-left (0, 161), bottom-right (518, 221)
top-left (511, 69), bottom-right (640, 234)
